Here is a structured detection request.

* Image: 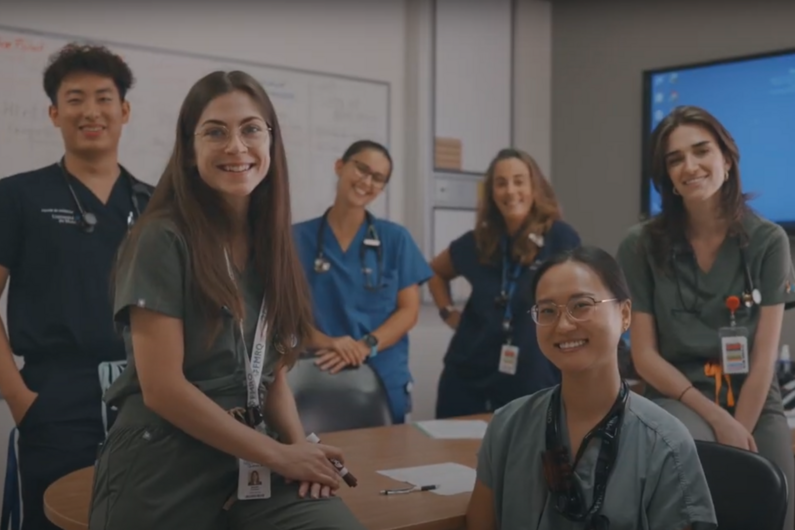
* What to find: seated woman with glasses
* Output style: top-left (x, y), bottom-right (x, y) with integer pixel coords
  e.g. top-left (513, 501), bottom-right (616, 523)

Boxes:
top-left (466, 246), bottom-right (717, 530)
top-left (293, 140), bottom-right (432, 424)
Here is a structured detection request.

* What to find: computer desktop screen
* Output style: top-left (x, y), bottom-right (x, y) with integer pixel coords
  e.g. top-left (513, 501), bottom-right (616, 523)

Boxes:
top-left (641, 49), bottom-right (795, 231)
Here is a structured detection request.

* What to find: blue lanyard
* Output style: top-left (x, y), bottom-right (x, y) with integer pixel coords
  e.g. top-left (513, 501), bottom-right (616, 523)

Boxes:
top-left (500, 238), bottom-right (523, 334)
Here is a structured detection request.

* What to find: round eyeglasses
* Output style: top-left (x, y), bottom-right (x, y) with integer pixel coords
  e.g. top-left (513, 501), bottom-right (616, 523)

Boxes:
top-left (194, 122), bottom-right (272, 147)
top-left (531, 296), bottom-right (618, 326)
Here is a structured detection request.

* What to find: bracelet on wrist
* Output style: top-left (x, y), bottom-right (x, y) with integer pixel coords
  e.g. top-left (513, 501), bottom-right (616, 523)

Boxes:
top-left (677, 385), bottom-right (694, 401)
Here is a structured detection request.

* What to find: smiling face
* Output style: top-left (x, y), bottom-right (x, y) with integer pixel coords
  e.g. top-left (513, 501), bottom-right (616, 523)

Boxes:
top-left (49, 71), bottom-right (130, 156)
top-left (533, 261), bottom-right (630, 374)
top-left (491, 157), bottom-right (534, 224)
top-left (193, 90), bottom-right (271, 203)
top-left (334, 148), bottom-right (391, 208)
top-left (664, 124), bottom-right (731, 208)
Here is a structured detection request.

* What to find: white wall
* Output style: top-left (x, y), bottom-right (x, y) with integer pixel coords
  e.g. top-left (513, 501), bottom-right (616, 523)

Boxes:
top-left (0, 0), bottom-right (551, 504)
top-left (405, 0), bottom-right (552, 421)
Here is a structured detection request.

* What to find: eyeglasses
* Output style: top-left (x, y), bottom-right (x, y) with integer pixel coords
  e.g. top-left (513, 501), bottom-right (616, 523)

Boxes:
top-left (531, 296), bottom-right (618, 326)
top-left (350, 159), bottom-right (389, 188)
top-left (194, 122), bottom-right (272, 147)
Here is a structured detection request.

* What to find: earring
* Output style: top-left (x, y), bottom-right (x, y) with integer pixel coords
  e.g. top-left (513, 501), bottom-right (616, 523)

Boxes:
top-left (724, 171), bottom-right (729, 181)
top-left (673, 187), bottom-right (680, 196)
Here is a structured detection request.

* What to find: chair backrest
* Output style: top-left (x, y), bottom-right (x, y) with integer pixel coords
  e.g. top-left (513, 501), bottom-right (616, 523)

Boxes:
top-left (286, 357), bottom-right (393, 435)
top-left (695, 440), bottom-right (788, 530)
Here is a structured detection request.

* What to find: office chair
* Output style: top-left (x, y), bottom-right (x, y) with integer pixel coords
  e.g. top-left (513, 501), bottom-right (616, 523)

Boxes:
top-left (286, 355), bottom-right (393, 435)
top-left (695, 440), bottom-right (788, 530)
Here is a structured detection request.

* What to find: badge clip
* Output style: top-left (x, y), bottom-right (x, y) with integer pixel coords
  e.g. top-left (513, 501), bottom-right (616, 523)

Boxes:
top-left (726, 295), bottom-right (740, 327)
top-left (720, 295), bottom-right (749, 375)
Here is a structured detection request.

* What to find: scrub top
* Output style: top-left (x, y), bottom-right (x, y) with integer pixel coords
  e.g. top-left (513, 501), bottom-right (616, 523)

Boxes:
top-left (106, 217), bottom-right (282, 411)
top-left (442, 220), bottom-right (581, 392)
top-left (617, 213), bottom-right (795, 411)
top-left (0, 163), bottom-right (152, 421)
top-left (293, 215), bottom-right (432, 421)
top-left (477, 386), bottom-right (717, 530)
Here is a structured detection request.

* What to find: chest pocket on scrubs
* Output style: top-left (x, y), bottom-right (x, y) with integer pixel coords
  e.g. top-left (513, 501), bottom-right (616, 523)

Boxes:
top-left (356, 270), bottom-right (398, 319)
top-left (98, 360), bottom-right (126, 434)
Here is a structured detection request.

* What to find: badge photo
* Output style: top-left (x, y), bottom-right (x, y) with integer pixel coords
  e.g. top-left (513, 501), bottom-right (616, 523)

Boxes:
top-left (238, 459), bottom-right (271, 500)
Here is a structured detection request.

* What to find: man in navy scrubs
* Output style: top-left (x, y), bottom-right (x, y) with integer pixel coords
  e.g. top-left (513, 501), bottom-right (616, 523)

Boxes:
top-left (0, 43), bottom-right (153, 529)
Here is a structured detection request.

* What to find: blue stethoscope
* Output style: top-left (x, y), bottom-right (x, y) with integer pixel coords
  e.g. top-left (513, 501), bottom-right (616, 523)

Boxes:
top-left (313, 207), bottom-right (383, 291)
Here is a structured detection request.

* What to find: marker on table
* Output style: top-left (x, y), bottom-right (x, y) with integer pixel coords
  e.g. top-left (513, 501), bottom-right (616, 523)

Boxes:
top-left (379, 484), bottom-right (439, 495)
top-left (306, 432), bottom-right (358, 487)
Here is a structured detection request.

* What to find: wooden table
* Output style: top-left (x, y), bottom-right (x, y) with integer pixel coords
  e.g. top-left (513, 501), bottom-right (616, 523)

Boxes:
top-left (44, 416), bottom-right (490, 530)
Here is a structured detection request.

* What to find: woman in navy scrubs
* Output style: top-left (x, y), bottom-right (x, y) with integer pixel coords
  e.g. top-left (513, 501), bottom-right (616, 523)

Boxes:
top-left (428, 148), bottom-right (581, 418)
top-left (293, 140), bottom-right (432, 424)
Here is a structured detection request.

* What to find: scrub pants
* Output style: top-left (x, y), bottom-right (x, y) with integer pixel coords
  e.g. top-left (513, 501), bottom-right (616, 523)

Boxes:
top-left (384, 382), bottom-right (411, 424)
top-left (655, 398), bottom-right (795, 530)
top-left (435, 367), bottom-right (526, 418)
top-left (17, 363), bottom-right (105, 530)
top-left (89, 394), bottom-right (366, 530)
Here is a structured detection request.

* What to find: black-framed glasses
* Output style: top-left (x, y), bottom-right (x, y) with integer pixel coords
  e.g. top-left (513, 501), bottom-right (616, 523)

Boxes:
top-left (349, 159), bottom-right (389, 187)
top-left (531, 296), bottom-right (618, 326)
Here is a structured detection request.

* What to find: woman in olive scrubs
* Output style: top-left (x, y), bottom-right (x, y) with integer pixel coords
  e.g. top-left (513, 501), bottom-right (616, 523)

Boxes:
top-left (88, 71), bottom-right (365, 530)
top-left (617, 105), bottom-right (795, 530)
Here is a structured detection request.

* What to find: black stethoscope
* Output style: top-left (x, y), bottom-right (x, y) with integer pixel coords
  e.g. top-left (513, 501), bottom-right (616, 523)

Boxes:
top-left (59, 157), bottom-right (148, 234)
top-left (313, 207), bottom-right (383, 291)
top-left (542, 380), bottom-right (629, 530)
top-left (672, 244), bottom-right (761, 313)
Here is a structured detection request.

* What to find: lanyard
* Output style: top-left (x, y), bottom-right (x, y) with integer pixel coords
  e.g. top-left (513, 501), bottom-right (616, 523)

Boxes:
top-left (543, 381), bottom-right (628, 525)
top-left (500, 238), bottom-right (523, 333)
top-left (224, 250), bottom-right (269, 431)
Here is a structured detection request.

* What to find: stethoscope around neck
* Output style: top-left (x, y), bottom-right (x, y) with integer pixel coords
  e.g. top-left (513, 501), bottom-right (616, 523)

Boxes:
top-left (671, 243), bottom-right (761, 313)
top-left (313, 207), bottom-right (383, 291)
top-left (58, 156), bottom-right (147, 234)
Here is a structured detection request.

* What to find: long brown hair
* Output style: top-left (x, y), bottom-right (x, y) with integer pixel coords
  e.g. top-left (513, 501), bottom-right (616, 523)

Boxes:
top-left (116, 70), bottom-right (312, 368)
top-left (474, 148), bottom-right (561, 265)
top-left (645, 105), bottom-right (751, 271)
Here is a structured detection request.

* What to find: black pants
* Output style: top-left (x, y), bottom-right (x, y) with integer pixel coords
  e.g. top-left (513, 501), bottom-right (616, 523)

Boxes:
top-left (435, 364), bottom-right (560, 419)
top-left (18, 421), bottom-right (103, 530)
top-left (16, 363), bottom-right (105, 530)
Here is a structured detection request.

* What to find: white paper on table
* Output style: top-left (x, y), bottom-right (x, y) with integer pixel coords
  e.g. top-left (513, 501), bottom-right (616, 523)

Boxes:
top-left (414, 419), bottom-right (487, 439)
top-left (377, 462), bottom-right (476, 496)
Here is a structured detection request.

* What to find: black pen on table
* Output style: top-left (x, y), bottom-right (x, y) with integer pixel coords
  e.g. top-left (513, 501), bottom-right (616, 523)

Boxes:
top-left (379, 484), bottom-right (439, 495)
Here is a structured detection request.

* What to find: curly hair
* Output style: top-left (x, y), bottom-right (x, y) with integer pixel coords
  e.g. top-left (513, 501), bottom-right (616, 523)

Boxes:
top-left (43, 42), bottom-right (134, 104)
top-left (644, 106), bottom-right (751, 271)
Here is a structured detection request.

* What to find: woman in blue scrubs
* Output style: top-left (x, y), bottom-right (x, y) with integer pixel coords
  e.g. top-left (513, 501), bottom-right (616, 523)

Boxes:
top-left (293, 140), bottom-right (432, 424)
top-left (428, 148), bottom-right (581, 418)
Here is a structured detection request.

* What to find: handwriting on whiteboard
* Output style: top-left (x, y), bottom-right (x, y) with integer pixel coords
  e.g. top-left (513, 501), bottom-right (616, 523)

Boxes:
top-left (0, 37), bottom-right (44, 52)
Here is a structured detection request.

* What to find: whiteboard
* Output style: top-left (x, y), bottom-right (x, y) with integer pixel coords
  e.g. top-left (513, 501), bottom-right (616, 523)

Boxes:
top-left (0, 25), bottom-right (390, 222)
top-left (433, 0), bottom-right (513, 175)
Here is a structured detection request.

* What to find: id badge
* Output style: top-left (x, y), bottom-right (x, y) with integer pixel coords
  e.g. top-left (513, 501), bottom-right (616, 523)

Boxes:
top-left (719, 326), bottom-right (749, 375)
top-left (498, 344), bottom-right (519, 375)
top-left (237, 459), bottom-right (271, 500)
